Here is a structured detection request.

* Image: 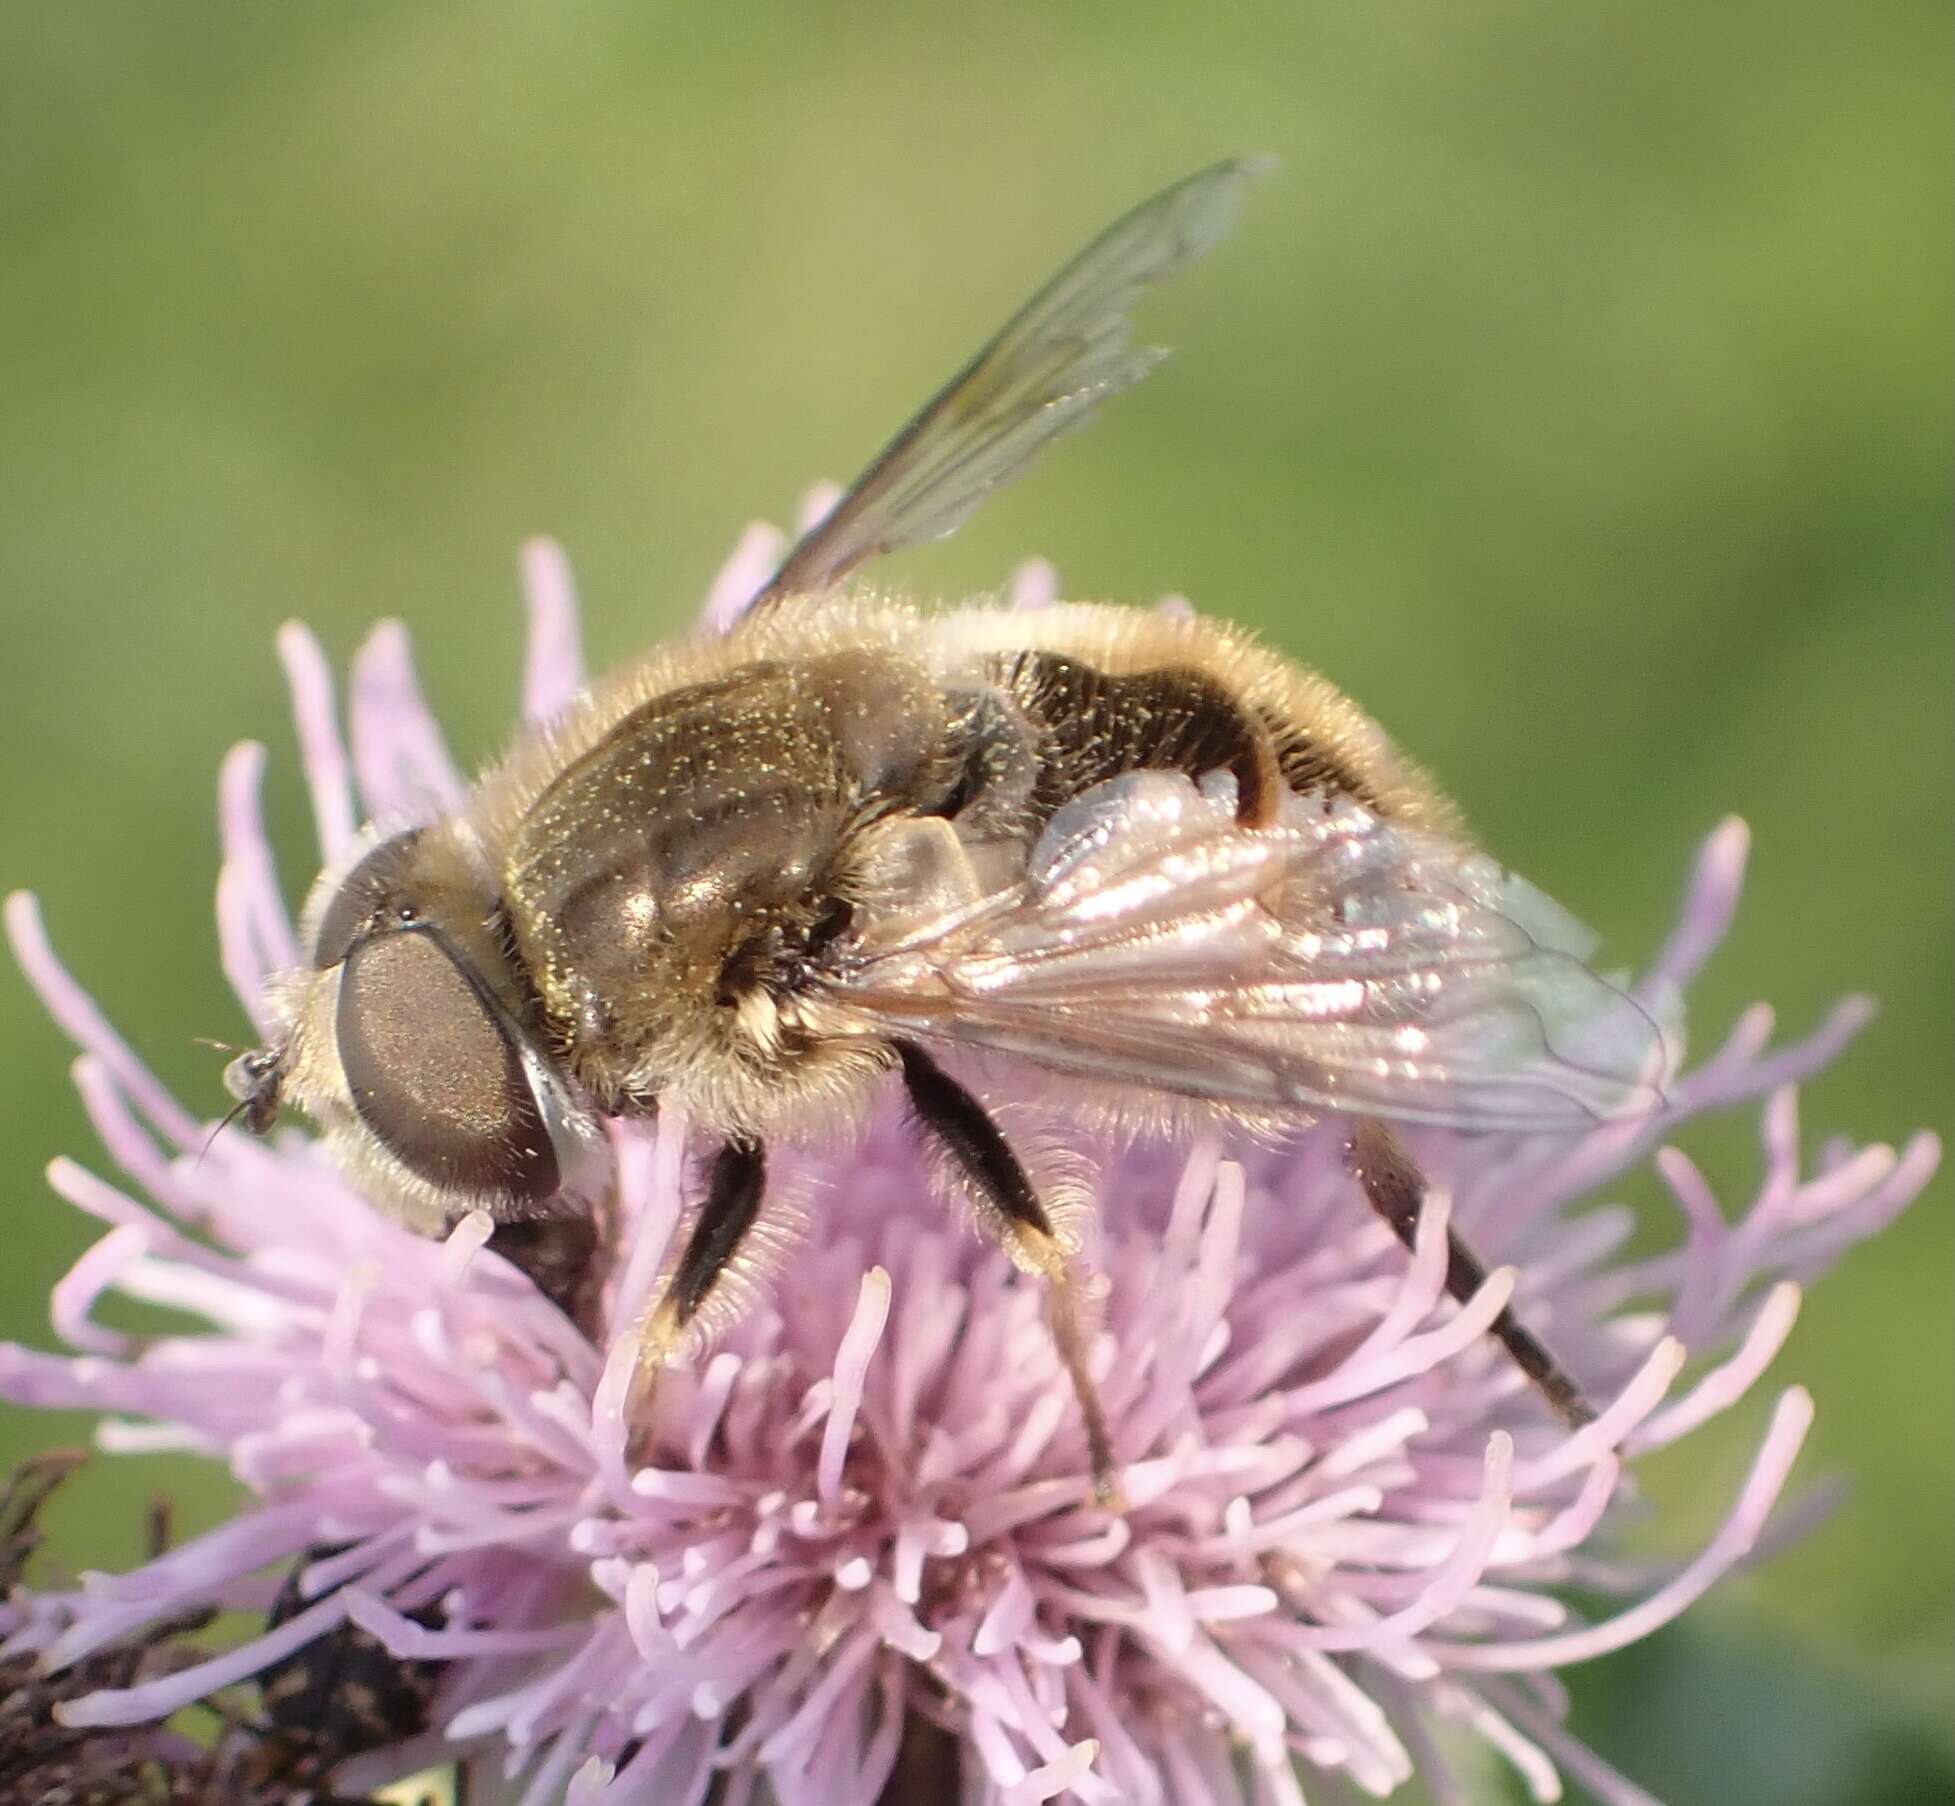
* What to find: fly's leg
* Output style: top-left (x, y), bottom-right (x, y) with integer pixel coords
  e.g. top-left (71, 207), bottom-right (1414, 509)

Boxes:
top-left (628, 1138), bottom-right (767, 1424)
top-left (1346, 1117), bottom-right (1595, 1428)
top-left (895, 1040), bottom-right (1122, 1507)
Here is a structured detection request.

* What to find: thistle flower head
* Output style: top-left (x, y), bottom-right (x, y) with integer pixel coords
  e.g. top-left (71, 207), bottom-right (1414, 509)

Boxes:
top-left (0, 510), bottom-right (1936, 1806)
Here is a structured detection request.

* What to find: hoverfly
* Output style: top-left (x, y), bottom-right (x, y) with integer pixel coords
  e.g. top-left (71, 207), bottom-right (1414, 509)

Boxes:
top-left (229, 159), bottom-right (1668, 1498)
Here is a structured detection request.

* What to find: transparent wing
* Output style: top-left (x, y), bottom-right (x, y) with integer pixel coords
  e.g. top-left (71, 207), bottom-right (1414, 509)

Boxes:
top-left (748, 157), bottom-right (1268, 611)
top-left (823, 774), bottom-right (1673, 1133)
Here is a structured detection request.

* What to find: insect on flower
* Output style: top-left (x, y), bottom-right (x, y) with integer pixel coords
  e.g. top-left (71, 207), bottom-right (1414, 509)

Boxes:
top-left (250, 1544), bottom-right (444, 1793)
top-left (222, 157), bottom-right (1672, 1503)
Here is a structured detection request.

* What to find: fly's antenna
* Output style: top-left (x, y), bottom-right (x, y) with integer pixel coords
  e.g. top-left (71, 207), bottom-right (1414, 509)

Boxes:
top-left (197, 1094), bottom-right (255, 1166)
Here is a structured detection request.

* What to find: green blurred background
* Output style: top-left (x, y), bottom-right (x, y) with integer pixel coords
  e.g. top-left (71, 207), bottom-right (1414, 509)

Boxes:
top-left (1, 6), bottom-right (1946, 1801)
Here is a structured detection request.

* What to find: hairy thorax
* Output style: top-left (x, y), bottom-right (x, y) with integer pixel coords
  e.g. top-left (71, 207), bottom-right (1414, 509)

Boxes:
top-left (499, 644), bottom-right (953, 1135)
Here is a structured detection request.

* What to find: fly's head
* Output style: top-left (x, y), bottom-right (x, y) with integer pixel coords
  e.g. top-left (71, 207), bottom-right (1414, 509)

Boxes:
top-left (230, 823), bottom-right (605, 1232)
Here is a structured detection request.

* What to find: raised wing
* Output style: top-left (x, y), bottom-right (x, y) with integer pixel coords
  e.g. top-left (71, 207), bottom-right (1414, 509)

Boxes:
top-left (822, 774), bottom-right (1673, 1134)
top-left (747, 157), bottom-right (1268, 612)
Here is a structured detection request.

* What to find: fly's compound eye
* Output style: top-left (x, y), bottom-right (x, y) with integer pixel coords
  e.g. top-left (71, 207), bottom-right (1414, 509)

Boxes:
top-left (313, 828), bottom-right (426, 968)
top-left (336, 925), bottom-right (564, 1208)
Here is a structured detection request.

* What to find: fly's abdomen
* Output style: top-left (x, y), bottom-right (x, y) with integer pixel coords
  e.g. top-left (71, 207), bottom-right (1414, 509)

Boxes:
top-left (925, 605), bottom-right (1451, 836)
top-left (998, 650), bottom-right (1290, 824)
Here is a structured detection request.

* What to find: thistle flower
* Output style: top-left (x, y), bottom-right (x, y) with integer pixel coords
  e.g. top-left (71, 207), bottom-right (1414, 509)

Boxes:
top-left (0, 509), bottom-right (1937, 1806)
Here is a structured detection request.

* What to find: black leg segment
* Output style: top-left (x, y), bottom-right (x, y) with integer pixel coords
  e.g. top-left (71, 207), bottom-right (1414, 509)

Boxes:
top-left (896, 1040), bottom-right (1122, 1504)
top-left (1346, 1118), bottom-right (1595, 1429)
top-left (668, 1138), bottom-right (768, 1331)
top-left (895, 1042), bottom-right (1050, 1234)
top-left (625, 1136), bottom-right (769, 1442)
